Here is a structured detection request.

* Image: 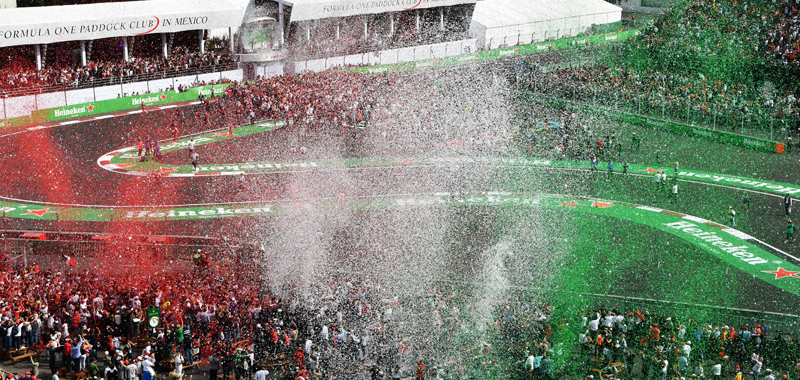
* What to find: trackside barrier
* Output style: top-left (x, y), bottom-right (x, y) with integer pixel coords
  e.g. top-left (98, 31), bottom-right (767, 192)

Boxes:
top-left (521, 94), bottom-right (784, 154)
top-left (573, 293), bottom-right (800, 337)
top-left (0, 83), bottom-right (233, 127)
top-left (0, 69), bottom-right (243, 121)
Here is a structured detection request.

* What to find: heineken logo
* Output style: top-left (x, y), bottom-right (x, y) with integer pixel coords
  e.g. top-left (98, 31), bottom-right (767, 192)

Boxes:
top-left (54, 105), bottom-right (89, 117)
top-left (665, 221), bottom-right (767, 266)
top-left (743, 138), bottom-right (765, 147)
top-left (678, 171), bottom-right (800, 194)
top-left (132, 95), bottom-right (162, 105)
top-left (123, 206), bottom-right (273, 219)
top-left (692, 128), bottom-right (714, 137)
top-left (197, 87), bottom-right (225, 96)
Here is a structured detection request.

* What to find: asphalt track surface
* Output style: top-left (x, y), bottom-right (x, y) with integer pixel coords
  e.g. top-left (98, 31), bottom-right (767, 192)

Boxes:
top-left (0, 98), bottom-right (798, 246)
top-left (0, 81), bottom-right (799, 280)
top-left (2, 95), bottom-right (800, 379)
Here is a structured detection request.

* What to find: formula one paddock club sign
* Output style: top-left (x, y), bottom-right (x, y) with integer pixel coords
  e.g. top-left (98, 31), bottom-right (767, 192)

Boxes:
top-left (0, 0), bottom-right (247, 48)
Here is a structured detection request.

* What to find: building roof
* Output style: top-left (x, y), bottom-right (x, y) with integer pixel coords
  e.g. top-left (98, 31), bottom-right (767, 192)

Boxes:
top-left (283, 0), bottom-right (477, 23)
top-left (471, 0), bottom-right (621, 29)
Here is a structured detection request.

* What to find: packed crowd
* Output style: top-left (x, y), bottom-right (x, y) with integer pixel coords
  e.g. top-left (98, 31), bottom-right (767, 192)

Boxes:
top-left (765, 0), bottom-right (800, 66)
top-left (525, 63), bottom-right (800, 131)
top-left (518, 0), bottom-right (798, 134)
top-left (0, 243), bottom-right (528, 380)
top-left (572, 306), bottom-right (800, 379)
top-left (213, 71), bottom-right (392, 134)
top-left (8, 247), bottom-right (796, 380)
top-left (625, 0), bottom-right (766, 72)
top-left (289, 13), bottom-right (461, 61)
top-left (0, 44), bottom-right (233, 96)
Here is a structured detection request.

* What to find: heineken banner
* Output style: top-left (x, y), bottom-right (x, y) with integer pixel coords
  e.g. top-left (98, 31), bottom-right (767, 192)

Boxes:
top-left (29, 83), bottom-right (232, 122)
top-left (146, 307), bottom-right (161, 328)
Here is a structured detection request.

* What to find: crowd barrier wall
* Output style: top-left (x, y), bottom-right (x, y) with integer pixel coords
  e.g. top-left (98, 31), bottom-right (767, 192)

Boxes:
top-left (366, 52), bottom-right (381, 66)
top-left (5, 95), bottom-right (35, 119)
top-left (380, 50), bottom-right (399, 65)
top-left (327, 56), bottom-right (345, 69)
top-left (0, 69), bottom-right (243, 125)
top-left (294, 40), bottom-right (479, 73)
top-left (36, 92), bottom-right (66, 111)
top-left (122, 81), bottom-right (150, 96)
top-left (344, 54), bottom-right (362, 66)
top-left (0, 82), bottom-right (233, 127)
top-left (340, 30), bottom-right (636, 75)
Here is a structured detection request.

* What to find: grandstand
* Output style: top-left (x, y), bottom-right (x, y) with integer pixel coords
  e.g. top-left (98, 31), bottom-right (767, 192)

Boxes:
top-left (0, 0), bottom-right (248, 119)
top-left (237, 0), bottom-right (479, 76)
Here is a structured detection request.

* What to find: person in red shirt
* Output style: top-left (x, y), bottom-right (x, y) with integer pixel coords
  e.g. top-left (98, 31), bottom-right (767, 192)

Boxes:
top-left (416, 360), bottom-right (426, 380)
top-left (293, 347), bottom-right (304, 366)
top-left (296, 366), bottom-right (308, 380)
top-left (269, 329), bottom-right (279, 357)
top-left (650, 323), bottom-right (660, 342)
top-left (63, 339), bottom-right (73, 372)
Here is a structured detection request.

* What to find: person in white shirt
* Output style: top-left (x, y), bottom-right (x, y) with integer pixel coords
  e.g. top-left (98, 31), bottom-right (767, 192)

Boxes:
top-left (174, 352), bottom-right (184, 375)
top-left (711, 362), bottom-right (722, 380)
top-left (602, 314), bottom-right (614, 329)
top-left (251, 365), bottom-right (269, 380)
top-left (141, 356), bottom-right (155, 380)
top-left (125, 360), bottom-right (138, 380)
top-left (320, 324), bottom-right (329, 342)
top-left (14, 319), bottom-right (24, 349)
top-left (677, 324), bottom-right (687, 340)
top-left (588, 317), bottom-right (600, 332)
top-left (523, 351), bottom-right (536, 371)
top-left (752, 354), bottom-right (763, 380)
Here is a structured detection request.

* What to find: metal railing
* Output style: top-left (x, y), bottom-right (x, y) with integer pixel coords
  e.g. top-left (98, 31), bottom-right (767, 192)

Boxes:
top-left (571, 292), bottom-right (800, 335)
top-left (524, 75), bottom-right (800, 142)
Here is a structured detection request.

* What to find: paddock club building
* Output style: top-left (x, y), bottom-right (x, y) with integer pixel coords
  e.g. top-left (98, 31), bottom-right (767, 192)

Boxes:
top-left (242, 0), bottom-right (478, 77)
top-left (0, 0), bottom-right (251, 70)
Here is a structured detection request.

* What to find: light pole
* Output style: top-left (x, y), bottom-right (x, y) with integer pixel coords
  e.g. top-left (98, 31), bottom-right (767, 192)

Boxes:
top-left (2, 210), bottom-right (7, 254)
